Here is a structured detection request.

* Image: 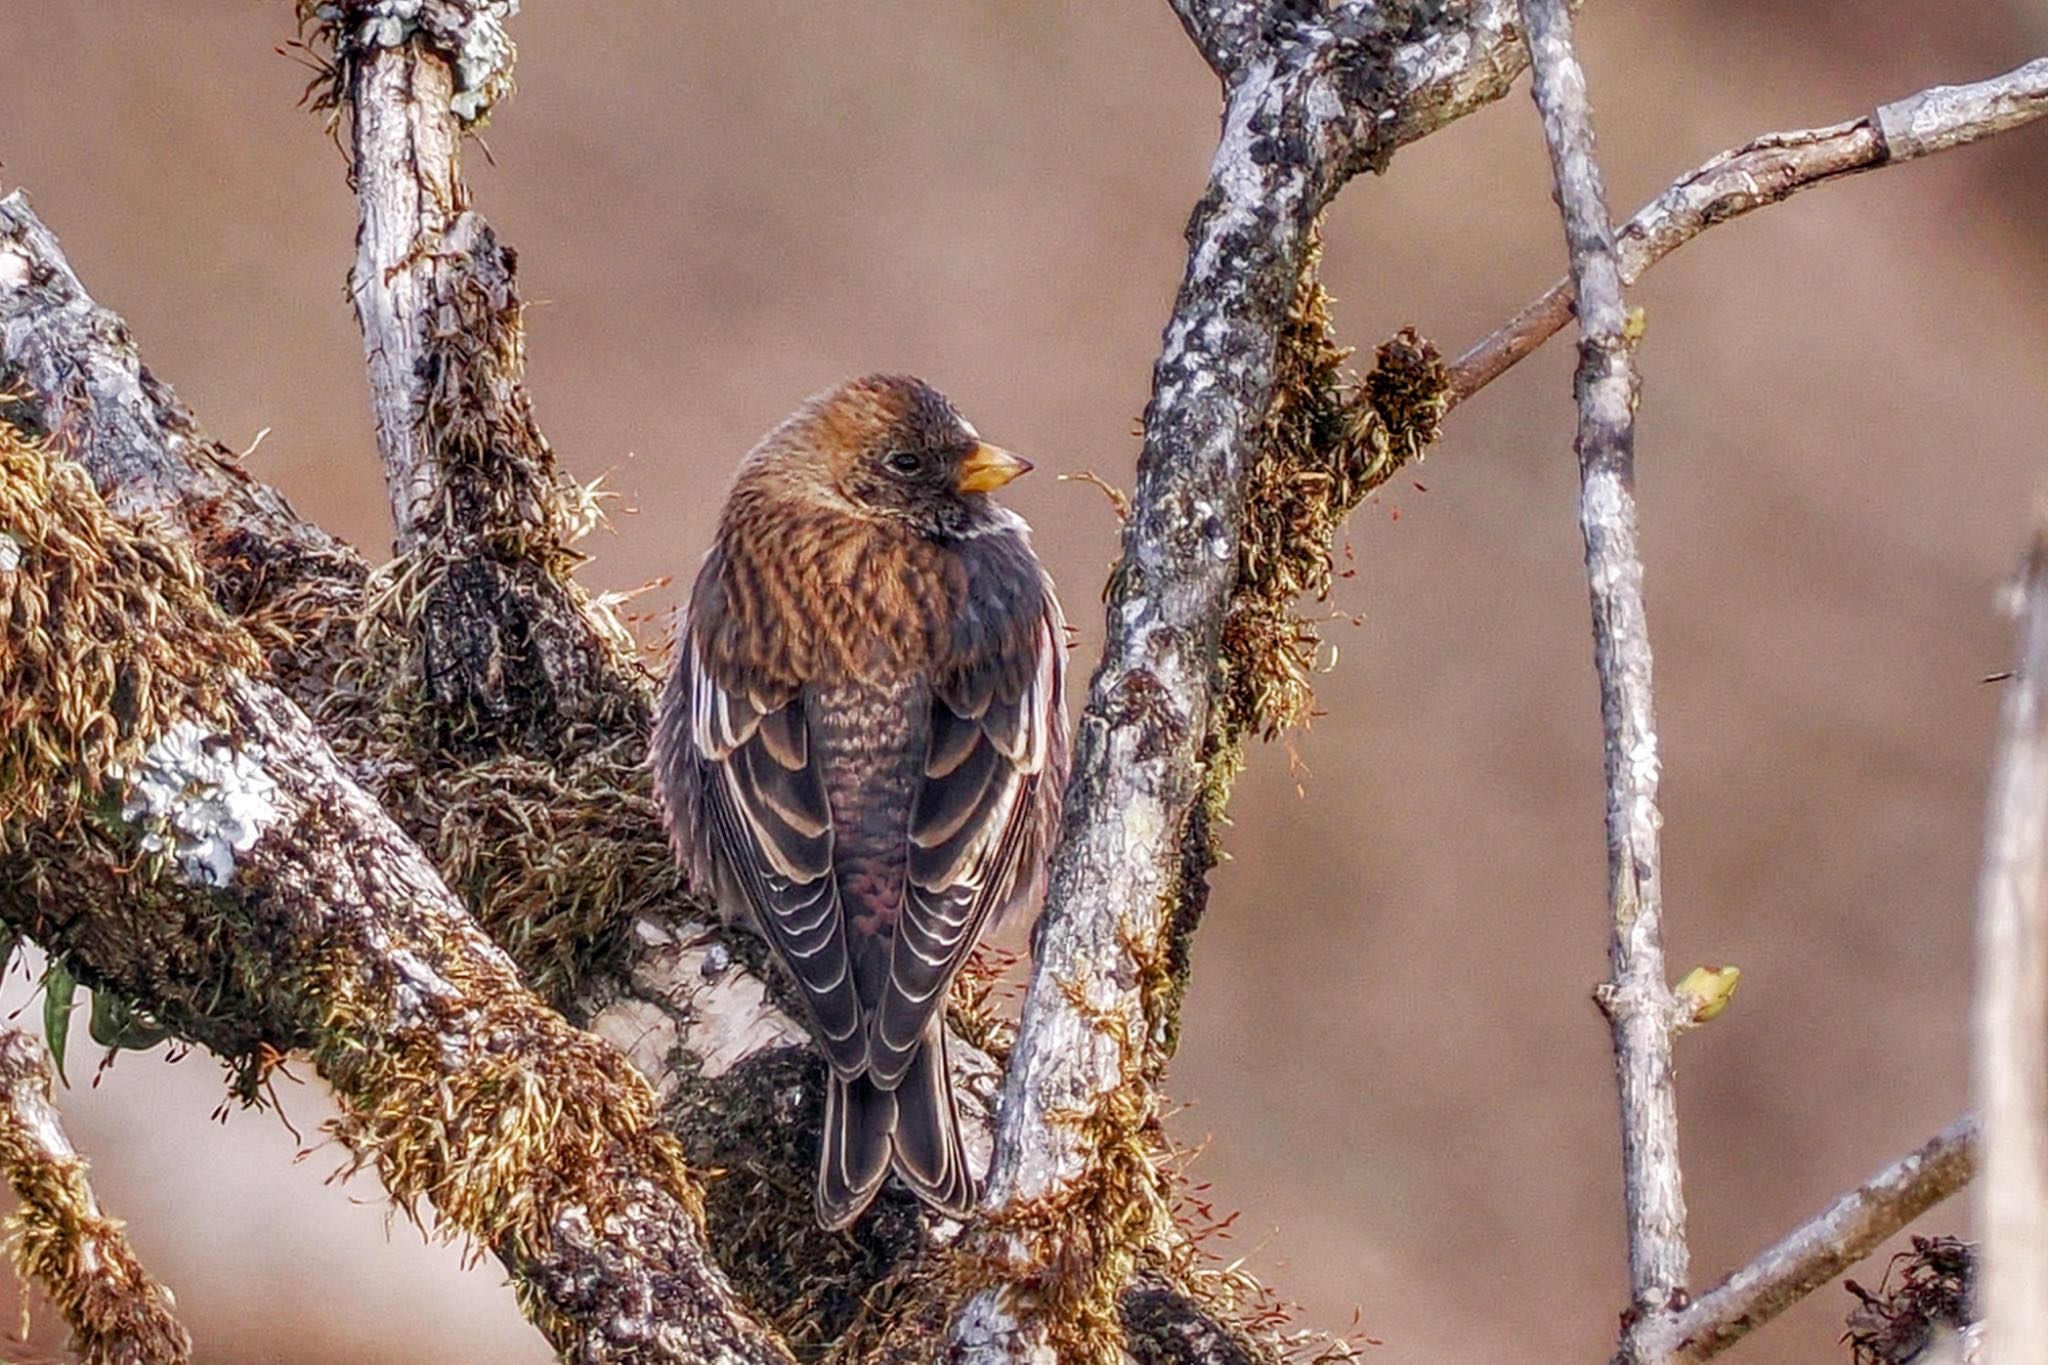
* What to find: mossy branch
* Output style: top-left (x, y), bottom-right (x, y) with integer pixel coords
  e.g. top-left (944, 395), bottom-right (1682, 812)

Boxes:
top-left (0, 1027), bottom-right (191, 1365)
top-left (945, 8), bottom-right (1514, 1363)
top-left (0, 425), bottom-right (790, 1364)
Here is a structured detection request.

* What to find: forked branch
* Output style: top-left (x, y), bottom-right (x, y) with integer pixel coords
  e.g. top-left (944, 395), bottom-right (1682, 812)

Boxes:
top-left (1637, 1114), bottom-right (1978, 1361)
top-left (1449, 55), bottom-right (2048, 409)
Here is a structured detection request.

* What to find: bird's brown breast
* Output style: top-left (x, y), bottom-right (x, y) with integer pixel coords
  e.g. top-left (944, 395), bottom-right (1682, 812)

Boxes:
top-left (707, 482), bottom-right (966, 693)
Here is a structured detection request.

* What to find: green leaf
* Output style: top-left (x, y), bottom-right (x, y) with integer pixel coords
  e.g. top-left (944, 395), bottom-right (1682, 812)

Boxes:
top-left (89, 989), bottom-right (171, 1052)
top-left (41, 962), bottom-right (76, 1086)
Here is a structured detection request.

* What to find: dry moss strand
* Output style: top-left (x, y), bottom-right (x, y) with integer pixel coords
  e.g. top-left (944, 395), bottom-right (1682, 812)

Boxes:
top-left (0, 425), bottom-right (786, 1362)
top-left (0, 1028), bottom-right (191, 1365)
top-left (0, 427), bottom-right (260, 829)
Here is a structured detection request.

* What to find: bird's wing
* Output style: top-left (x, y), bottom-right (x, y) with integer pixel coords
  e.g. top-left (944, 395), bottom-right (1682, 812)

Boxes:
top-left (871, 555), bottom-right (1066, 1088)
top-left (665, 620), bottom-right (867, 1075)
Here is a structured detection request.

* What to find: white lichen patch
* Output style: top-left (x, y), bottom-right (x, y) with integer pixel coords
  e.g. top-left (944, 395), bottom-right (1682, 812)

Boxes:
top-left (114, 721), bottom-right (283, 887)
top-left (0, 247), bottom-right (29, 289)
top-left (318, 0), bottom-right (520, 122)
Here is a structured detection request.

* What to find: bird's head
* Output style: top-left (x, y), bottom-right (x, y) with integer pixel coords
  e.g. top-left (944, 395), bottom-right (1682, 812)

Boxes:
top-left (754, 374), bottom-right (1032, 537)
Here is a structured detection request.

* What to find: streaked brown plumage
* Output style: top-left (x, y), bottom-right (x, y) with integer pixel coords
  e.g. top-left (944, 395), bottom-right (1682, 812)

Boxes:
top-left (651, 374), bottom-right (1068, 1229)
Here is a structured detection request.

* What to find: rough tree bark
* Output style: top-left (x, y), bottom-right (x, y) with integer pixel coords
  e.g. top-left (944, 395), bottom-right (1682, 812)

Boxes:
top-left (948, 4), bottom-right (1526, 1359)
top-left (0, 391), bottom-right (790, 1361)
top-left (1518, 3), bottom-right (1691, 1358)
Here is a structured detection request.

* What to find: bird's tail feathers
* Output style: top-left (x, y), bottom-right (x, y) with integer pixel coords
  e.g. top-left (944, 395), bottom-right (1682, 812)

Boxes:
top-left (886, 1024), bottom-right (976, 1219)
top-left (818, 1071), bottom-right (895, 1231)
top-left (815, 1024), bottom-right (977, 1228)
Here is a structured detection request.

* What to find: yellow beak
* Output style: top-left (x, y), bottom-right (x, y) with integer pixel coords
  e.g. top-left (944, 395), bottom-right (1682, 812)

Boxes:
top-left (956, 442), bottom-right (1033, 494)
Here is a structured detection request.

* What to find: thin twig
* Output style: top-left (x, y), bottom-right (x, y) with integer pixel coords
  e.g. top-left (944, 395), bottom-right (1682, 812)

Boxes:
top-left (0, 1028), bottom-right (192, 1365)
top-left (1448, 55), bottom-right (2048, 410)
top-left (1633, 1113), bottom-right (1979, 1361)
top-left (1974, 514), bottom-right (2048, 1365)
top-left (1518, 0), bottom-right (1690, 1353)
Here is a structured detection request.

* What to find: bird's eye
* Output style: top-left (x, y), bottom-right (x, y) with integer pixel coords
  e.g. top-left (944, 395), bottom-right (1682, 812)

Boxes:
top-left (885, 450), bottom-right (923, 475)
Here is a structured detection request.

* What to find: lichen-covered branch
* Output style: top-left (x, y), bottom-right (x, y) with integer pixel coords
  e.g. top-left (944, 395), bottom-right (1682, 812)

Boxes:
top-left (944, 8), bottom-right (1526, 1362)
top-left (0, 1027), bottom-right (191, 1365)
top-left (0, 194), bottom-right (367, 712)
top-left (1166, 0), bottom-right (1269, 83)
top-left (0, 430), bottom-right (789, 1365)
top-left (1631, 1114), bottom-right (1978, 1361)
top-left (1518, 0), bottom-right (1691, 1355)
top-left (1447, 54), bottom-right (2048, 409)
top-left (1973, 518), bottom-right (2048, 1365)
top-left (302, 0), bottom-right (518, 545)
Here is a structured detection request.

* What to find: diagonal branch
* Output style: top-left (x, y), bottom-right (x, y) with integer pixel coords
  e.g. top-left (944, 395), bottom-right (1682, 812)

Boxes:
top-left (0, 428), bottom-right (791, 1364)
top-left (1448, 54), bottom-right (2048, 410)
top-left (0, 1027), bottom-right (192, 1365)
top-left (1973, 516), bottom-right (2048, 1364)
top-left (1518, 0), bottom-right (1690, 1354)
top-left (945, 6), bottom-right (1526, 1362)
top-left (0, 193), bottom-right (369, 715)
top-left (1, 173), bottom-right (1257, 1364)
top-left (1630, 1113), bottom-right (1979, 1362)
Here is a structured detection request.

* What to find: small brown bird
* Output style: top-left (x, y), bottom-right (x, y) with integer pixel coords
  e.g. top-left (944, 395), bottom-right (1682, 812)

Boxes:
top-left (652, 375), bottom-right (1068, 1228)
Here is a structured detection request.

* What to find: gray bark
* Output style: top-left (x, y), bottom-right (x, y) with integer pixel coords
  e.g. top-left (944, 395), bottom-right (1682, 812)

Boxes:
top-left (1518, 0), bottom-right (1690, 1353)
top-left (1449, 54), bottom-right (2048, 409)
top-left (952, 5), bottom-right (1528, 1360)
top-left (1974, 524), bottom-right (2048, 1365)
top-left (1631, 1114), bottom-right (1978, 1361)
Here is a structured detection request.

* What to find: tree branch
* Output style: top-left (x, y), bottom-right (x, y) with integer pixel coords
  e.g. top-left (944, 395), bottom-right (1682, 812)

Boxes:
top-left (945, 7), bottom-right (1526, 1361)
top-left (309, 0), bottom-right (519, 549)
top-left (1448, 55), bottom-right (2048, 410)
top-left (1973, 517), bottom-right (2048, 1365)
top-left (1, 176), bottom-right (1262, 1365)
top-left (1518, 0), bottom-right (1691, 1352)
top-left (1636, 1114), bottom-right (1979, 1361)
top-left (0, 415), bottom-right (788, 1362)
top-left (0, 1027), bottom-right (192, 1365)
top-left (1167, 0), bottom-right (1269, 84)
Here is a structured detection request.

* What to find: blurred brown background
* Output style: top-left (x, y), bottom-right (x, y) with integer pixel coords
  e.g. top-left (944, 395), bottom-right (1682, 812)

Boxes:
top-left (5, 2), bottom-right (2048, 1360)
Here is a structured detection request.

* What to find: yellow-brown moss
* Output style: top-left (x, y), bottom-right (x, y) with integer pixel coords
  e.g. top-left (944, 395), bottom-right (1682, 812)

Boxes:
top-left (0, 426), bottom-right (261, 827)
top-left (0, 1030), bottom-right (191, 1364)
top-left (1210, 228), bottom-right (1448, 793)
top-left (312, 955), bottom-right (703, 1346)
top-left (1, 419), bottom-right (724, 1357)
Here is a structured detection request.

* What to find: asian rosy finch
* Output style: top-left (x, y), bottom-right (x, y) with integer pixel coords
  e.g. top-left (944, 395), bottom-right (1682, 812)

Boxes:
top-left (652, 374), bottom-right (1068, 1229)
